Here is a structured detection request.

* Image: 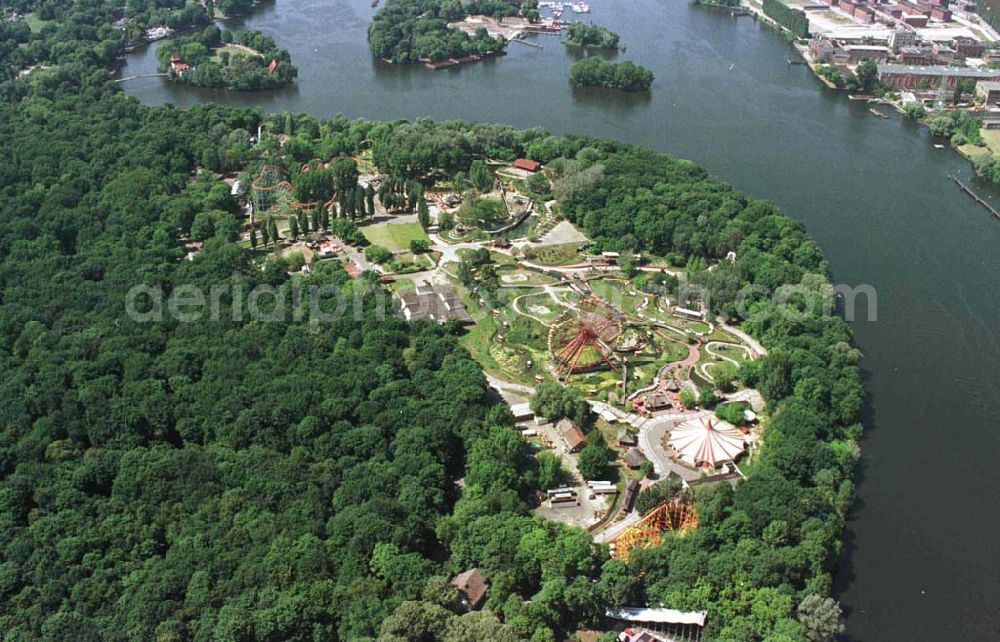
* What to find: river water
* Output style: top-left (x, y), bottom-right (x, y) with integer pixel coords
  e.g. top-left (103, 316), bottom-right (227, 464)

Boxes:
top-left (117, 1), bottom-right (1000, 639)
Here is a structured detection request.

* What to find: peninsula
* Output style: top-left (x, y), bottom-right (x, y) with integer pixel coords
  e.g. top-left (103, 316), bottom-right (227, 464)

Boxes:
top-left (0, 2), bottom-right (864, 642)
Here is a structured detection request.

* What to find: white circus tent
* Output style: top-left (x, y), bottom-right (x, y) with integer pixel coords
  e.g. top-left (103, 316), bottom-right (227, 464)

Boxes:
top-left (669, 417), bottom-right (745, 468)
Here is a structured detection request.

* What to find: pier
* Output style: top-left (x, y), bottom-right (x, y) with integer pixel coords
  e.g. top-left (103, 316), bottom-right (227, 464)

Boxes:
top-left (951, 175), bottom-right (1000, 221)
top-left (511, 38), bottom-right (543, 49)
top-left (115, 73), bottom-right (168, 83)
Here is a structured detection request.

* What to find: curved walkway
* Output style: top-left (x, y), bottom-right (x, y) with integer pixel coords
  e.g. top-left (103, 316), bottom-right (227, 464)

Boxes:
top-left (511, 289), bottom-right (567, 327)
top-left (699, 341), bottom-right (750, 382)
top-left (719, 322), bottom-right (768, 358)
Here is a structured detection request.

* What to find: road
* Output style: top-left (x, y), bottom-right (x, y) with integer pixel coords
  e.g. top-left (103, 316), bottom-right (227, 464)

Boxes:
top-left (485, 372), bottom-right (535, 405)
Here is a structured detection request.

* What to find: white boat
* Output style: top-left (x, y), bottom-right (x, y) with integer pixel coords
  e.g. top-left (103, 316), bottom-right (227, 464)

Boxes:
top-left (934, 144), bottom-right (945, 149)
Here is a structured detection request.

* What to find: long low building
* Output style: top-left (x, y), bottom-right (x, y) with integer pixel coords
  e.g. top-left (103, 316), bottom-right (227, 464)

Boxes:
top-left (606, 607), bottom-right (708, 627)
top-left (877, 63), bottom-right (1000, 89)
top-left (393, 282), bottom-right (473, 324)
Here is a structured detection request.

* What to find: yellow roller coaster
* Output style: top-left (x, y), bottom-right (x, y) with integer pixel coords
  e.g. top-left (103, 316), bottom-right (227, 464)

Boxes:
top-left (610, 500), bottom-right (698, 561)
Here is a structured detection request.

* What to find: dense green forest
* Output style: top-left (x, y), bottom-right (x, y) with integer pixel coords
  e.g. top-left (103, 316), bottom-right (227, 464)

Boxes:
top-left (568, 58), bottom-right (653, 91)
top-left (761, 0), bottom-right (810, 39)
top-left (562, 23), bottom-right (620, 50)
top-left (211, 0), bottom-right (263, 18)
top-left (367, 0), bottom-right (529, 63)
top-left (156, 27), bottom-right (298, 90)
top-left (0, 0), bottom-right (212, 84)
top-left (0, 3), bottom-right (859, 640)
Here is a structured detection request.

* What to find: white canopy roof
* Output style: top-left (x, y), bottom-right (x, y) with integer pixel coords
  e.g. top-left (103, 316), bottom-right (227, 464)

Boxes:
top-left (669, 417), bottom-right (745, 468)
top-left (606, 607), bottom-right (707, 627)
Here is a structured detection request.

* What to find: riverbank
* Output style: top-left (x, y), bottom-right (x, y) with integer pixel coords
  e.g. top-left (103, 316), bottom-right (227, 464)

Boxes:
top-left (732, 0), bottom-right (1000, 196)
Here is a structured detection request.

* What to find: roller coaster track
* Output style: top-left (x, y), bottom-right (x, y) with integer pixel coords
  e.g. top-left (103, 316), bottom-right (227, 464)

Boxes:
top-left (609, 500), bottom-right (698, 561)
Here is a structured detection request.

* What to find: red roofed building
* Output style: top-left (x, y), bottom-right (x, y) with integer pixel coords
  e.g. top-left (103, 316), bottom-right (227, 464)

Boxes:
top-left (268, 59), bottom-right (279, 73)
top-left (451, 568), bottom-right (488, 610)
top-left (343, 261), bottom-right (360, 278)
top-left (513, 158), bottom-right (542, 173)
top-left (557, 417), bottom-right (587, 453)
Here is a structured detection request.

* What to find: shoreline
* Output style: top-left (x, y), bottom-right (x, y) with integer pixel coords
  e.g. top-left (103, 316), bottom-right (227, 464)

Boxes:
top-left (729, 0), bottom-right (998, 189)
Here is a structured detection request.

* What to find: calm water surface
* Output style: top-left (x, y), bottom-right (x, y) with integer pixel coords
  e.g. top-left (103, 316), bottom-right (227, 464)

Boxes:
top-left (119, 2), bottom-right (1000, 639)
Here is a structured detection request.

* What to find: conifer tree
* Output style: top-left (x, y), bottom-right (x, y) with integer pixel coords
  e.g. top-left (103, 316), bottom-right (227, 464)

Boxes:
top-left (268, 216), bottom-right (279, 243)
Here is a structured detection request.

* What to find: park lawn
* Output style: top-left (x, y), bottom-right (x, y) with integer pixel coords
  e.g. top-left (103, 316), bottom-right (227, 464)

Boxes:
top-left (490, 251), bottom-right (518, 265)
top-left (393, 250), bottom-right (437, 268)
top-left (459, 314), bottom-right (506, 376)
top-left (498, 267), bottom-right (558, 287)
top-left (517, 292), bottom-right (567, 324)
top-left (567, 368), bottom-right (622, 401)
top-left (522, 242), bottom-right (585, 266)
top-left (360, 221), bottom-right (430, 251)
top-left (957, 142), bottom-right (990, 160)
top-left (707, 327), bottom-right (737, 343)
top-left (387, 277), bottom-right (415, 292)
top-left (215, 44), bottom-right (264, 61)
top-left (663, 316), bottom-right (711, 335)
top-left (709, 342), bottom-right (751, 364)
top-left (24, 13), bottom-right (54, 31)
top-left (687, 320), bottom-right (711, 334)
top-left (654, 334), bottom-right (691, 363)
top-left (589, 278), bottom-right (644, 314)
top-left (976, 129), bottom-right (1000, 155)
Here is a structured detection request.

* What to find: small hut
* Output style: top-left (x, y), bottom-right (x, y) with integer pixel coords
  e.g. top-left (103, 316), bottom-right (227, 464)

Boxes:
top-left (622, 448), bottom-right (648, 469)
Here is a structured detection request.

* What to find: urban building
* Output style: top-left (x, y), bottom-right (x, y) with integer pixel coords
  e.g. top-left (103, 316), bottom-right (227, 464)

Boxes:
top-left (809, 38), bottom-right (837, 62)
top-left (954, 37), bottom-right (987, 59)
top-left (877, 64), bottom-right (1000, 89)
top-left (888, 27), bottom-right (918, 52)
top-left (843, 44), bottom-right (892, 62)
top-left (900, 45), bottom-right (934, 64)
top-left (976, 80), bottom-right (1000, 106)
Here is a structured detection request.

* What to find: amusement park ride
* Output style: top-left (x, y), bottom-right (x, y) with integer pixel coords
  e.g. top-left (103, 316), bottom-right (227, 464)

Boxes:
top-left (548, 297), bottom-right (623, 381)
top-left (610, 500), bottom-right (698, 561)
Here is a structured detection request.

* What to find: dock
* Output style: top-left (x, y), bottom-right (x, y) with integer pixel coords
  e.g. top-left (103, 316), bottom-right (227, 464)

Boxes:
top-left (512, 38), bottom-right (543, 49)
top-left (114, 73), bottom-right (168, 83)
top-left (951, 175), bottom-right (1000, 221)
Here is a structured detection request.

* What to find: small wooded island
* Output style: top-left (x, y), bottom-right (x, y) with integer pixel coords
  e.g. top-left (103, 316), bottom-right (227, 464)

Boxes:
top-left (157, 27), bottom-right (297, 91)
top-left (569, 57), bottom-right (653, 92)
top-left (562, 23), bottom-right (621, 50)
top-left (368, 0), bottom-right (516, 64)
